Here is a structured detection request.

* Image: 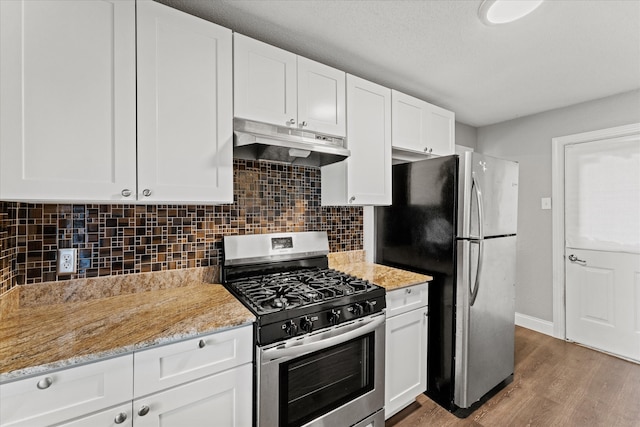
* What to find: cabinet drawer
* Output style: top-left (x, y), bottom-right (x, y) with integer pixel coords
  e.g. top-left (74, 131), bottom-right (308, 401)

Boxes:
top-left (386, 283), bottom-right (428, 318)
top-left (133, 325), bottom-right (252, 398)
top-left (55, 402), bottom-right (133, 427)
top-left (0, 355), bottom-right (133, 427)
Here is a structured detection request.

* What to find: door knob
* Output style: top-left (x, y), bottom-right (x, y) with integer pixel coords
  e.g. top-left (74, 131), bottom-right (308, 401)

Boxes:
top-left (568, 254), bottom-right (586, 264)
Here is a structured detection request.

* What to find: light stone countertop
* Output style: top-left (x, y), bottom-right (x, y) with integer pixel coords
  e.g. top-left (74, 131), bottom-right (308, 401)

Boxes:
top-left (329, 250), bottom-right (433, 291)
top-left (0, 252), bottom-right (432, 383)
top-left (0, 268), bottom-right (254, 382)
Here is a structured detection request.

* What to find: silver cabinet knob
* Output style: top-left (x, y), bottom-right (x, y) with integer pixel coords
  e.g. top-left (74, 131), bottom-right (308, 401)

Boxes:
top-left (287, 118), bottom-right (296, 125)
top-left (299, 121), bottom-right (308, 128)
top-left (36, 377), bottom-right (52, 390)
top-left (142, 189), bottom-right (152, 197)
top-left (348, 196), bottom-right (356, 203)
top-left (429, 148), bottom-right (433, 153)
top-left (138, 405), bottom-right (150, 417)
top-left (198, 339), bottom-right (206, 349)
top-left (114, 412), bottom-right (128, 424)
top-left (424, 147), bottom-right (429, 152)
top-left (121, 189), bottom-right (132, 197)
top-left (406, 288), bottom-right (412, 294)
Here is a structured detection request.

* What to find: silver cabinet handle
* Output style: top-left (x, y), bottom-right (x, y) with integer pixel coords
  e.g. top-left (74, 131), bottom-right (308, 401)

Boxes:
top-left (114, 412), bottom-right (128, 424)
top-left (198, 339), bottom-right (206, 348)
top-left (36, 377), bottom-right (52, 390)
top-left (121, 189), bottom-right (132, 197)
top-left (428, 148), bottom-right (433, 153)
top-left (424, 147), bottom-right (429, 152)
top-left (568, 254), bottom-right (586, 264)
top-left (348, 196), bottom-right (356, 203)
top-left (138, 405), bottom-right (150, 417)
top-left (287, 118), bottom-right (296, 125)
top-left (406, 287), bottom-right (412, 294)
top-left (142, 189), bottom-right (152, 197)
top-left (299, 121), bottom-right (308, 128)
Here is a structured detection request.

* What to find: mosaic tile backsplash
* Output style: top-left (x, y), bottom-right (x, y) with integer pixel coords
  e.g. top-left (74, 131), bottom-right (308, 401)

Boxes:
top-left (0, 160), bottom-right (363, 295)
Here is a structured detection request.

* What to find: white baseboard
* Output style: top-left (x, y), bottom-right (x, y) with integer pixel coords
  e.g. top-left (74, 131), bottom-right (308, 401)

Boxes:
top-left (515, 312), bottom-right (554, 337)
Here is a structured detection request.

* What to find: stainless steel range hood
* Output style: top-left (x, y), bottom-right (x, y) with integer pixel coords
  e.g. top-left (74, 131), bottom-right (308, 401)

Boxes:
top-left (233, 118), bottom-right (349, 167)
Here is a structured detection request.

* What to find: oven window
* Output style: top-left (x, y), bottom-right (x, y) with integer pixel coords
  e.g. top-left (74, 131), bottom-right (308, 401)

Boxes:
top-left (280, 333), bottom-right (375, 427)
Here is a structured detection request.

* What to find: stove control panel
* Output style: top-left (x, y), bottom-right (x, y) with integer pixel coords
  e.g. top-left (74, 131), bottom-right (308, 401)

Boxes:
top-left (259, 293), bottom-right (386, 345)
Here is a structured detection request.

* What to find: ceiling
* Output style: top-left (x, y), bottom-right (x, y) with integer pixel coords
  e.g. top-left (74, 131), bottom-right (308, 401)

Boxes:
top-left (157, 0), bottom-right (640, 127)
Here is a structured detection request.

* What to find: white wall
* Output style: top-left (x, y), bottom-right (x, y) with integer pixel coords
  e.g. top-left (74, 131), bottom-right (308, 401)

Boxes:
top-left (455, 121), bottom-right (477, 150)
top-left (477, 89), bottom-right (640, 322)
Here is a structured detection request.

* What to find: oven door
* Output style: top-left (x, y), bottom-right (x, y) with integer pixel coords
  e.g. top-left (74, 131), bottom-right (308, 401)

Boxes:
top-left (257, 312), bottom-right (385, 427)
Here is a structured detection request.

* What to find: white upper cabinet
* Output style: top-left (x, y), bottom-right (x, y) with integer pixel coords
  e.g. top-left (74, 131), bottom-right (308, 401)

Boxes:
top-left (297, 57), bottom-right (346, 136)
top-left (137, 0), bottom-right (233, 204)
top-left (0, 0), bottom-right (137, 202)
top-left (233, 33), bottom-right (297, 128)
top-left (0, 0), bottom-right (233, 204)
top-left (234, 34), bottom-right (346, 137)
top-left (391, 90), bottom-right (455, 158)
top-left (321, 75), bottom-right (391, 206)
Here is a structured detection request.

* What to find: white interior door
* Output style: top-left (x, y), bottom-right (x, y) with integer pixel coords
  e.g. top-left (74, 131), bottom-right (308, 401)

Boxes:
top-left (564, 134), bottom-right (640, 362)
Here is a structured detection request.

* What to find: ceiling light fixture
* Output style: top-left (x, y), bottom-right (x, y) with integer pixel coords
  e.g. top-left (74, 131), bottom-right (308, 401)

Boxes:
top-left (478, 0), bottom-right (544, 25)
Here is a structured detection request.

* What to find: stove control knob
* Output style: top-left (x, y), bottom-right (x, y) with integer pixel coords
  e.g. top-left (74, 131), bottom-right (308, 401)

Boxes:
top-left (300, 316), bottom-right (314, 333)
top-left (351, 303), bottom-right (363, 316)
top-left (363, 301), bottom-right (376, 313)
top-left (284, 320), bottom-right (298, 336)
top-left (328, 309), bottom-right (340, 325)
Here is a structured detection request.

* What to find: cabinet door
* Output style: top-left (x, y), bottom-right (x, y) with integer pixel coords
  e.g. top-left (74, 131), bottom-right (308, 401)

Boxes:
top-left (392, 90), bottom-right (428, 153)
top-left (332, 75), bottom-right (391, 206)
top-left (55, 403), bottom-right (132, 427)
top-left (234, 33), bottom-right (297, 127)
top-left (392, 90), bottom-right (455, 157)
top-left (321, 75), bottom-right (391, 206)
top-left (136, 0), bottom-right (233, 204)
top-left (297, 57), bottom-right (346, 137)
top-left (0, 355), bottom-right (133, 427)
top-left (0, 0), bottom-right (137, 202)
top-left (133, 364), bottom-right (252, 427)
top-left (385, 308), bottom-right (428, 419)
top-left (425, 103), bottom-right (455, 156)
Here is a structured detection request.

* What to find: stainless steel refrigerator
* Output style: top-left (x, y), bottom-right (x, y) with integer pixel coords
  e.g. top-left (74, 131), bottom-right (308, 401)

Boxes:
top-left (375, 152), bottom-right (519, 416)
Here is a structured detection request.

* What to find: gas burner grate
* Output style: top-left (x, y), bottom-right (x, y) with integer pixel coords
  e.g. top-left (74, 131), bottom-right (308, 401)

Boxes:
top-left (227, 268), bottom-right (376, 314)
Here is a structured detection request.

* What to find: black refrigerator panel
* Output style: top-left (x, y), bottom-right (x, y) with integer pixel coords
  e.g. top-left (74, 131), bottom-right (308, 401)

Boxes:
top-left (375, 156), bottom-right (458, 276)
top-left (374, 155), bottom-right (459, 411)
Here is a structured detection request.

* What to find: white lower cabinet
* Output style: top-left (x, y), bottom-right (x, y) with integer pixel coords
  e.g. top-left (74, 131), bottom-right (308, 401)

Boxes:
top-left (132, 364), bottom-right (252, 427)
top-left (0, 325), bottom-right (253, 427)
top-left (385, 284), bottom-right (428, 419)
top-left (0, 355), bottom-right (133, 427)
top-left (132, 325), bottom-right (253, 427)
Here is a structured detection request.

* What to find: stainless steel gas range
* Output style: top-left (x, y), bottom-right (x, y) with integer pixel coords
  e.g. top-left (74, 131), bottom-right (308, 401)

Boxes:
top-left (222, 231), bottom-right (386, 427)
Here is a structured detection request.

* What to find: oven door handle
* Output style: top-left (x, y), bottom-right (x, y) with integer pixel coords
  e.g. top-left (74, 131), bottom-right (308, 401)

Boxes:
top-left (262, 314), bottom-right (385, 362)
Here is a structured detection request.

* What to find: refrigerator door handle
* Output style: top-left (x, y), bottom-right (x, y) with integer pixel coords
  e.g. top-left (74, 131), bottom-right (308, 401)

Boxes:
top-left (469, 175), bottom-right (485, 306)
top-left (469, 239), bottom-right (484, 306)
top-left (471, 175), bottom-right (485, 240)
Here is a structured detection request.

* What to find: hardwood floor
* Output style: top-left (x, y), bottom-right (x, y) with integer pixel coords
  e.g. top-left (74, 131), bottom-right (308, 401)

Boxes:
top-left (386, 326), bottom-right (640, 427)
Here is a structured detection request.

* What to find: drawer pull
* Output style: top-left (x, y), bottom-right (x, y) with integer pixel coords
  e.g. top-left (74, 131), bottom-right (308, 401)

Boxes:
top-left (138, 405), bottom-right (150, 417)
top-left (114, 412), bottom-right (128, 424)
top-left (406, 288), bottom-right (412, 294)
top-left (36, 377), bottom-right (52, 390)
top-left (199, 339), bottom-right (206, 348)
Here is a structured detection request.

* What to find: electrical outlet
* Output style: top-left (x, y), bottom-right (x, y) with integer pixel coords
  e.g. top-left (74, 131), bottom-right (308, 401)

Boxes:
top-left (58, 248), bottom-right (77, 274)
